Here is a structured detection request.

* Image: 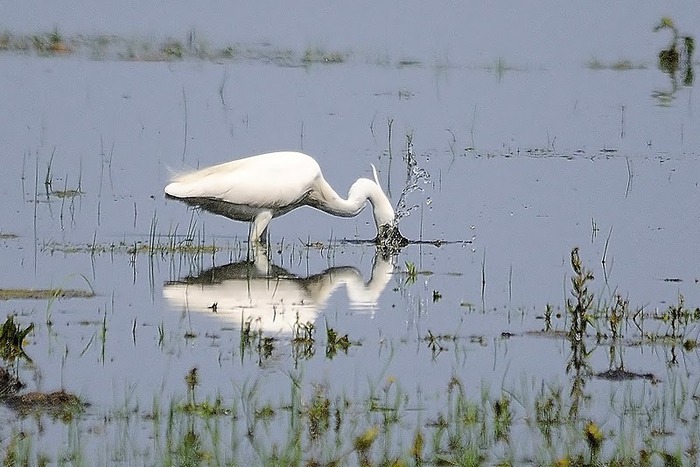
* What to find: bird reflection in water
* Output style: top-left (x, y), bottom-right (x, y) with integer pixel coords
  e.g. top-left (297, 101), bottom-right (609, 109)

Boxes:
top-left (162, 248), bottom-right (394, 334)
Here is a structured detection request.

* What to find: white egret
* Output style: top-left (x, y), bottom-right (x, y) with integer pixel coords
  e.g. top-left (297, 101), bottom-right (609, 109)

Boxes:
top-left (164, 151), bottom-right (397, 245)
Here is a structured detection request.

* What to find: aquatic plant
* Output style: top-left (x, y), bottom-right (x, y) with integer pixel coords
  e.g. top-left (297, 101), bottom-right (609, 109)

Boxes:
top-left (653, 16), bottom-right (695, 101)
top-left (292, 314), bottom-right (316, 362)
top-left (301, 46), bottom-right (347, 65)
top-left (306, 385), bottom-right (331, 441)
top-left (404, 261), bottom-right (418, 285)
top-left (654, 17), bottom-right (695, 87)
top-left (411, 428), bottom-right (425, 463)
top-left (656, 294), bottom-right (700, 338)
top-left (605, 294), bottom-right (627, 340)
top-left (0, 28), bottom-right (352, 68)
top-left (493, 395), bottom-right (512, 442)
top-left (353, 425), bottom-right (379, 464)
top-left (0, 316), bottom-right (34, 361)
top-left (584, 420), bottom-right (604, 462)
top-left (161, 40), bottom-right (184, 59)
top-left (534, 384), bottom-right (564, 443)
top-left (325, 326), bottom-right (352, 359)
top-left (567, 247), bottom-right (594, 341)
top-left (176, 368), bottom-right (230, 418)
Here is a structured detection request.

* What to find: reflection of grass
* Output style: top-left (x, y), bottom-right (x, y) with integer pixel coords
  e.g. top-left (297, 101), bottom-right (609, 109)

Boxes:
top-left (292, 315), bottom-right (315, 362)
top-left (404, 261), bottom-right (418, 285)
top-left (587, 57), bottom-right (647, 70)
top-left (52, 189), bottom-right (83, 199)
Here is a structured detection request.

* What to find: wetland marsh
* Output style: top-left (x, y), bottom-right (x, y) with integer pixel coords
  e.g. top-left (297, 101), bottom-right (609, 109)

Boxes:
top-left (1, 2), bottom-right (700, 465)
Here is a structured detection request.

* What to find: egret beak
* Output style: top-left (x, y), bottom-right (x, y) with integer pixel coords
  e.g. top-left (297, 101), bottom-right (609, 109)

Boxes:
top-left (370, 164), bottom-right (381, 187)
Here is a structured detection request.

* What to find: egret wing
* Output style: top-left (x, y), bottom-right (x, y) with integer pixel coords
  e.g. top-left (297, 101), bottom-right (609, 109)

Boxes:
top-left (165, 152), bottom-right (320, 207)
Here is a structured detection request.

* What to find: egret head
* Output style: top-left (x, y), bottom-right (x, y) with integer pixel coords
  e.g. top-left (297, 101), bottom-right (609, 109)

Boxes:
top-left (368, 165), bottom-right (407, 251)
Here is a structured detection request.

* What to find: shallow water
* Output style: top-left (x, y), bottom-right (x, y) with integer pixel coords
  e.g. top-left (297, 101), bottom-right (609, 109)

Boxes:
top-left (1, 2), bottom-right (699, 464)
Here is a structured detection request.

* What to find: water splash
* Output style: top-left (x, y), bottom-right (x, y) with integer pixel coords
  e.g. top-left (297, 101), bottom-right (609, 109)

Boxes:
top-left (394, 134), bottom-right (431, 221)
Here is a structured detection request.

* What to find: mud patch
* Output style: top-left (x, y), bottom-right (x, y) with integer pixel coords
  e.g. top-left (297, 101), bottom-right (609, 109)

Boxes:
top-left (0, 288), bottom-right (95, 300)
top-left (3, 390), bottom-right (87, 420)
top-left (594, 368), bottom-right (660, 383)
top-left (0, 367), bottom-right (24, 397)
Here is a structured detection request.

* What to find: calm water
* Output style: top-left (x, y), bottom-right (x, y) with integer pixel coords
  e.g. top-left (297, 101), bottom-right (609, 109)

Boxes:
top-left (0, 1), bottom-right (699, 464)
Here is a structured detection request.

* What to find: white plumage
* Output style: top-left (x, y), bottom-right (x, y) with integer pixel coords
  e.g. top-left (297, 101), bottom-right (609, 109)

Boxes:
top-left (165, 151), bottom-right (395, 245)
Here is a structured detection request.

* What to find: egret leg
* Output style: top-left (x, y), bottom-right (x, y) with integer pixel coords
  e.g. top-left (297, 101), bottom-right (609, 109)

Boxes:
top-left (251, 245), bottom-right (272, 275)
top-left (249, 211), bottom-right (273, 245)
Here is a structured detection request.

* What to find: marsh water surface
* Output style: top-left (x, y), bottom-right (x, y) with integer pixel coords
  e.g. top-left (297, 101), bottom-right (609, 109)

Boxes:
top-left (1, 2), bottom-right (699, 465)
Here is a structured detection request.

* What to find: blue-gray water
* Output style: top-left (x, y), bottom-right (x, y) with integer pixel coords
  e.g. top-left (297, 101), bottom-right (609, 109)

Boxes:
top-left (0, 1), bottom-right (698, 463)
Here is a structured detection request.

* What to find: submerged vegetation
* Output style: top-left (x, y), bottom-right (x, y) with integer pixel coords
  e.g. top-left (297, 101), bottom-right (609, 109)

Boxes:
top-left (1, 245), bottom-right (698, 464)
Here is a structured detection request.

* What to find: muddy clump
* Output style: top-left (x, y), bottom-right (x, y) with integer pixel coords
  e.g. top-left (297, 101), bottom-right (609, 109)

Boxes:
top-left (0, 367), bottom-right (24, 397)
top-left (594, 368), bottom-right (659, 384)
top-left (3, 390), bottom-right (87, 421)
top-left (375, 224), bottom-right (409, 257)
